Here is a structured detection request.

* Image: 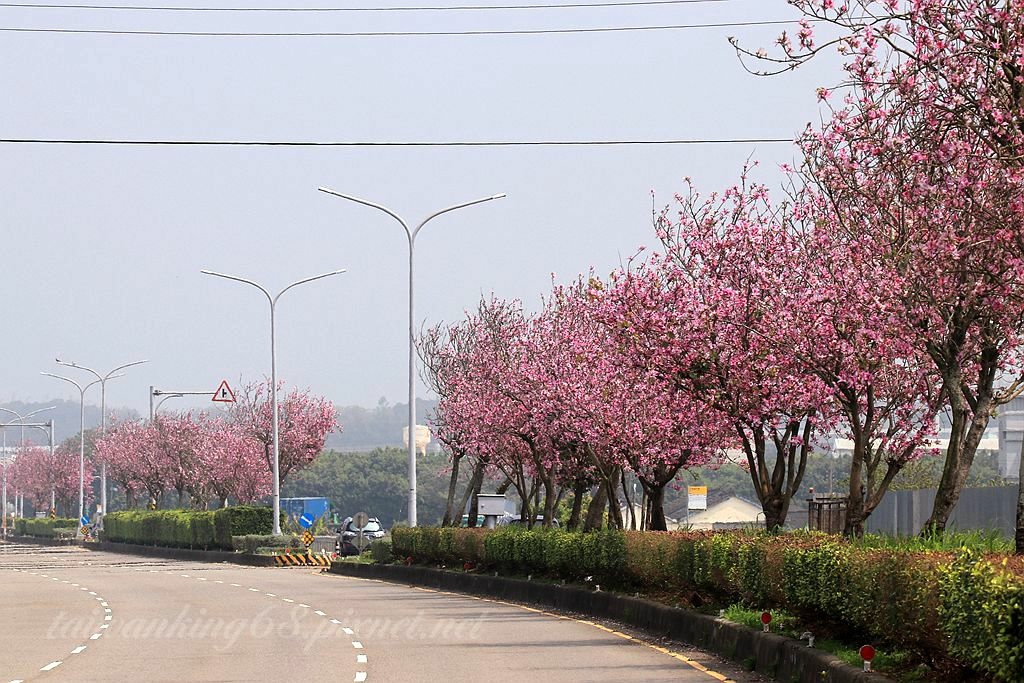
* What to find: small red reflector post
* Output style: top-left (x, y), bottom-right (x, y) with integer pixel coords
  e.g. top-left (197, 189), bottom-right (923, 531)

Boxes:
top-left (760, 612), bottom-right (771, 632)
top-left (860, 644), bottom-right (876, 671)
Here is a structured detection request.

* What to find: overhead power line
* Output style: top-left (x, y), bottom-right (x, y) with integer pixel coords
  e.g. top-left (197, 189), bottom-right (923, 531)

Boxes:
top-left (0, 137), bottom-right (794, 146)
top-left (0, 18), bottom-right (800, 36)
top-left (0, 0), bottom-right (740, 11)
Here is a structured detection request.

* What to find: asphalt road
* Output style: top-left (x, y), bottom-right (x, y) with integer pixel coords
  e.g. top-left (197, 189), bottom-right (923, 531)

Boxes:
top-left (0, 542), bottom-right (762, 682)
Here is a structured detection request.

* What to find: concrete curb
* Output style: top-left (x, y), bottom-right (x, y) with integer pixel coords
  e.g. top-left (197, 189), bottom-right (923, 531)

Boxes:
top-left (4, 535), bottom-right (79, 547)
top-left (328, 562), bottom-right (891, 683)
top-left (84, 541), bottom-right (279, 567)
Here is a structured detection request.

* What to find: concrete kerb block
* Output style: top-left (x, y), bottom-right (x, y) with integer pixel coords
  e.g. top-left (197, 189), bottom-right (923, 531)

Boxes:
top-left (83, 540), bottom-right (278, 567)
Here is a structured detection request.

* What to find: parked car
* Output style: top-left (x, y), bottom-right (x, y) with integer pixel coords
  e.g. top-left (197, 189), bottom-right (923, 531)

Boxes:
top-left (497, 514), bottom-right (560, 528)
top-left (340, 516), bottom-right (386, 545)
top-left (335, 537), bottom-right (362, 557)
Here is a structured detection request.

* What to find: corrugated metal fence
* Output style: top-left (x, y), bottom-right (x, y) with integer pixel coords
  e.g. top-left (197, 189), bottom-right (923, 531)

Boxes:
top-left (865, 485), bottom-right (1018, 537)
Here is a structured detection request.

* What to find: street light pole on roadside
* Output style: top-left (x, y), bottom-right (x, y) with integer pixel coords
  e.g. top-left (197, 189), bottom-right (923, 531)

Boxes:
top-left (41, 372), bottom-right (102, 528)
top-left (55, 359), bottom-right (147, 515)
top-left (201, 268), bottom-right (346, 535)
top-left (0, 406), bottom-right (55, 536)
top-left (317, 187), bottom-right (505, 527)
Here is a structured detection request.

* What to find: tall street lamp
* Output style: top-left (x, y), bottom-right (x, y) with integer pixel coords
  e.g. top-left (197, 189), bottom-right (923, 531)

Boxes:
top-left (0, 406), bottom-right (55, 535)
top-left (41, 372), bottom-right (102, 527)
top-left (55, 359), bottom-right (148, 514)
top-left (317, 187), bottom-right (505, 527)
top-left (202, 268), bottom-right (346, 535)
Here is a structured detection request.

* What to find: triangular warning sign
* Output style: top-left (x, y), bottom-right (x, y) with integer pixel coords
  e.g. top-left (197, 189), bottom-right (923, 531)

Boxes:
top-left (212, 380), bottom-right (236, 403)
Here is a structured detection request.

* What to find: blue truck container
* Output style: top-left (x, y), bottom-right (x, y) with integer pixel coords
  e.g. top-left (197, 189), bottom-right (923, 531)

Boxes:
top-left (280, 497), bottom-right (331, 522)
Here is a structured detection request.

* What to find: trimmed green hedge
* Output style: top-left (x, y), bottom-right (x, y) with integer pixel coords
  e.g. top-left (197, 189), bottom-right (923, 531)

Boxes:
top-left (104, 506), bottom-right (276, 550)
top-left (940, 551), bottom-right (1024, 682)
top-left (231, 534), bottom-right (297, 554)
top-left (14, 518), bottom-right (78, 537)
top-left (393, 527), bottom-right (1024, 680)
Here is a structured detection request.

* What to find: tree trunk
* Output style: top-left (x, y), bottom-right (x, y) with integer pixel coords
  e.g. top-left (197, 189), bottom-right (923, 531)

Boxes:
top-left (455, 458), bottom-right (487, 527)
top-left (441, 451), bottom-right (463, 527)
top-left (646, 485), bottom-right (668, 531)
top-left (567, 481), bottom-right (587, 530)
top-left (621, 471), bottom-right (636, 530)
top-left (762, 496), bottom-right (789, 533)
top-left (605, 472), bottom-right (623, 529)
top-left (583, 482), bottom-right (607, 532)
top-left (924, 393), bottom-right (992, 533)
top-left (542, 480), bottom-right (558, 529)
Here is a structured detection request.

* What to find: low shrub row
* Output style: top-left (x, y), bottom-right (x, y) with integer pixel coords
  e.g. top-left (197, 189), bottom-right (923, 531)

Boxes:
top-left (14, 517), bottom-right (78, 537)
top-left (392, 526), bottom-right (1024, 681)
top-left (104, 506), bottom-right (276, 550)
top-left (231, 534), bottom-right (296, 554)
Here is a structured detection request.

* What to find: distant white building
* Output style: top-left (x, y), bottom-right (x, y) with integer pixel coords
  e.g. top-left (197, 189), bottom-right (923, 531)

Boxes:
top-left (673, 496), bottom-right (763, 531)
top-left (995, 397), bottom-right (1024, 480)
top-left (831, 434), bottom-right (999, 461)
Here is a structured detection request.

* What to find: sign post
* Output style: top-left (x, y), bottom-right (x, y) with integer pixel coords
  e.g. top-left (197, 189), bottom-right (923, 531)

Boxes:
top-left (353, 511), bottom-right (369, 551)
top-left (760, 611), bottom-right (772, 633)
top-left (299, 512), bottom-right (315, 549)
top-left (686, 486), bottom-right (708, 527)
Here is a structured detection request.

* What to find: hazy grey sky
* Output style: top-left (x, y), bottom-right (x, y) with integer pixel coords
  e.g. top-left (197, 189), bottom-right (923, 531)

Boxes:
top-left (0, 0), bottom-right (841, 416)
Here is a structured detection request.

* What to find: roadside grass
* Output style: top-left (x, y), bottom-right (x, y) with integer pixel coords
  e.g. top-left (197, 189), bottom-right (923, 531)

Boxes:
top-left (720, 604), bottom-right (926, 681)
top-left (849, 528), bottom-right (1012, 553)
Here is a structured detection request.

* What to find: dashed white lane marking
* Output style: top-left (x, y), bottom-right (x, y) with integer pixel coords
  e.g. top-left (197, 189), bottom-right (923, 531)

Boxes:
top-left (10, 678), bottom-right (25, 682)
top-left (168, 572), bottom-right (366, 681)
top-left (12, 570), bottom-right (111, 678)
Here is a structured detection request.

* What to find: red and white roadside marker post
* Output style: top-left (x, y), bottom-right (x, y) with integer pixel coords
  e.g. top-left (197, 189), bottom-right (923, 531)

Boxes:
top-left (860, 645), bottom-right (876, 672)
top-left (760, 612), bottom-right (772, 633)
